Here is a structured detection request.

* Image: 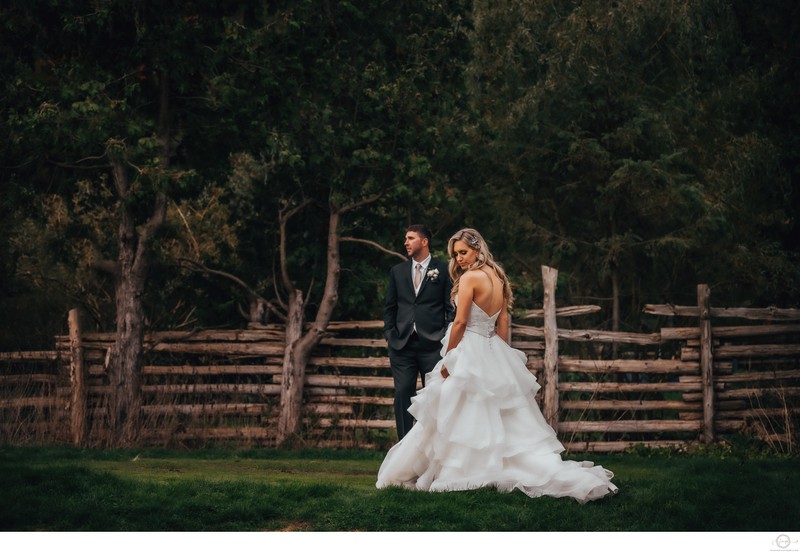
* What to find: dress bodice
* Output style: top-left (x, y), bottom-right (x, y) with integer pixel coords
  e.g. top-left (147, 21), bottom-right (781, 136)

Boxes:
top-left (456, 298), bottom-right (500, 338)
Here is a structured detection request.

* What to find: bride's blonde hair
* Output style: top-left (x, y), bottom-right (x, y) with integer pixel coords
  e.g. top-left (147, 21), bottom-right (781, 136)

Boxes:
top-left (447, 228), bottom-right (513, 308)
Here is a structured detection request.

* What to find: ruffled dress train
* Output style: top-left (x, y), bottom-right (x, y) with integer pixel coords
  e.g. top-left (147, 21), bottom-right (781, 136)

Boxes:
top-left (376, 302), bottom-right (618, 503)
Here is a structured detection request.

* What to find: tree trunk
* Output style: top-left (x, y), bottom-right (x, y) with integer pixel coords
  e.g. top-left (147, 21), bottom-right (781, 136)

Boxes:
top-left (275, 194), bottom-right (380, 444)
top-left (277, 289), bottom-right (310, 442)
top-left (104, 70), bottom-right (170, 447)
top-left (106, 169), bottom-right (167, 446)
top-left (107, 269), bottom-right (147, 446)
top-left (106, 159), bottom-right (158, 446)
top-left (276, 209), bottom-right (346, 443)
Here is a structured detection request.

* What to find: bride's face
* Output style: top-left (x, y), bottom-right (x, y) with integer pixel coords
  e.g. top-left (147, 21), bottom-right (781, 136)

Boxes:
top-left (452, 240), bottom-right (478, 269)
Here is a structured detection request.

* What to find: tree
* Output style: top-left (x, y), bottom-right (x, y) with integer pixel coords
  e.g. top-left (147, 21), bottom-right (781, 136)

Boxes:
top-left (466, 0), bottom-right (799, 328)
top-left (1, 1), bottom-right (260, 444)
top-left (217, 0), bottom-right (474, 442)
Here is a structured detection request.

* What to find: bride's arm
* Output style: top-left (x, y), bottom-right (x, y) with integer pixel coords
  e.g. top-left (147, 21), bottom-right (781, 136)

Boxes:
top-left (441, 272), bottom-right (477, 378)
top-left (445, 272), bottom-right (476, 354)
top-left (496, 307), bottom-right (510, 343)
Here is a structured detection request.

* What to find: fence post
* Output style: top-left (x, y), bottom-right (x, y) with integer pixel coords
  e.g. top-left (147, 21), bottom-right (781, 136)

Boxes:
top-left (697, 284), bottom-right (715, 443)
top-left (68, 308), bottom-right (88, 447)
top-left (541, 266), bottom-right (559, 431)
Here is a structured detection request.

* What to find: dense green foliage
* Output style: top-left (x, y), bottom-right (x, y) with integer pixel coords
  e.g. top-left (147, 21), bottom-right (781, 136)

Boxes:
top-left (1, 445), bottom-right (798, 531)
top-left (1, 0), bottom-right (798, 349)
top-left (467, 0), bottom-right (799, 317)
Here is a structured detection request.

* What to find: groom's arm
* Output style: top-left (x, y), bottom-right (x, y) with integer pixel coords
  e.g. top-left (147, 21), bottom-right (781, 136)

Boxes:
top-left (383, 267), bottom-right (398, 341)
top-left (442, 263), bottom-right (455, 323)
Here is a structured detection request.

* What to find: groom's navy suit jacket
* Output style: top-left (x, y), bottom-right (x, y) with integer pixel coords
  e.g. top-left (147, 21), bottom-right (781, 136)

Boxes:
top-left (383, 257), bottom-right (455, 351)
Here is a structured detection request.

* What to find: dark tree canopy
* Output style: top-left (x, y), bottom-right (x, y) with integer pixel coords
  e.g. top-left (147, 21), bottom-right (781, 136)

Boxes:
top-left (1, 0), bottom-right (798, 351)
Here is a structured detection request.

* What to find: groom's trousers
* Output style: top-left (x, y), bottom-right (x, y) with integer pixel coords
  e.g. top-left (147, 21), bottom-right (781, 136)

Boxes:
top-left (388, 332), bottom-right (442, 441)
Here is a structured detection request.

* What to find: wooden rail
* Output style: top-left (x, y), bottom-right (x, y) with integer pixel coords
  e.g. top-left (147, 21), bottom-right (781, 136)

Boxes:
top-left (2, 267), bottom-right (798, 452)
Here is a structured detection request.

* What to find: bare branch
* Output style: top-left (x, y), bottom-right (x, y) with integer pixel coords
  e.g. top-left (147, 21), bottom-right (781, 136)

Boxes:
top-left (303, 276), bottom-right (317, 306)
top-left (139, 192), bottom-right (167, 244)
top-left (341, 236), bottom-right (406, 260)
top-left (174, 205), bottom-right (200, 257)
top-left (178, 258), bottom-right (287, 322)
top-left (50, 157), bottom-right (108, 170)
top-left (278, 198), bottom-right (313, 293)
top-left (263, 300), bottom-right (287, 322)
top-left (336, 191), bottom-right (384, 214)
top-left (133, 191), bottom-right (167, 274)
top-left (306, 210), bottom-right (341, 343)
top-left (272, 262), bottom-right (288, 311)
top-left (179, 258), bottom-right (259, 298)
top-left (92, 259), bottom-right (120, 276)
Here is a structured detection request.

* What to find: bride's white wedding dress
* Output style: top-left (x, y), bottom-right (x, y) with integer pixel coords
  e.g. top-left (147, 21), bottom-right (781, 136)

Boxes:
top-left (376, 300), bottom-right (618, 503)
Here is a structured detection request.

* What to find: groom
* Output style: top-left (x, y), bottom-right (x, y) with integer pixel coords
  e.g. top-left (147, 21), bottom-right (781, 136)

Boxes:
top-left (383, 224), bottom-right (454, 440)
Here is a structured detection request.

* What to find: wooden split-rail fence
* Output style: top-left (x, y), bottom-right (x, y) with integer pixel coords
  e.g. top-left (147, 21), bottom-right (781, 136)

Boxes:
top-left (1, 266), bottom-right (798, 452)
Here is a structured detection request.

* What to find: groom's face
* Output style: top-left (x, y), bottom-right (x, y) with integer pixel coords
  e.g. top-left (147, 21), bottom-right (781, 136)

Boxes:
top-left (404, 231), bottom-right (428, 260)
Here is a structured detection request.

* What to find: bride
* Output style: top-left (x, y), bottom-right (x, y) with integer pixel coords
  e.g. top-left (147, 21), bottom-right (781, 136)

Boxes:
top-left (376, 228), bottom-right (618, 503)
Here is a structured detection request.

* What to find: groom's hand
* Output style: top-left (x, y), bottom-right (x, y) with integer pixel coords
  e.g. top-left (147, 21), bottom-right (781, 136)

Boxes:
top-left (441, 366), bottom-right (449, 379)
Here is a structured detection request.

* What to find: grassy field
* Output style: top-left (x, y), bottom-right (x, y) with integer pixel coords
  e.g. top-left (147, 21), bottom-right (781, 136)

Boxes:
top-left (1, 445), bottom-right (798, 532)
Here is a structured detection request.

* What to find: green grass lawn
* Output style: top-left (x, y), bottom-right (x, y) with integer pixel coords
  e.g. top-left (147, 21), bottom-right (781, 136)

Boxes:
top-left (1, 445), bottom-right (798, 532)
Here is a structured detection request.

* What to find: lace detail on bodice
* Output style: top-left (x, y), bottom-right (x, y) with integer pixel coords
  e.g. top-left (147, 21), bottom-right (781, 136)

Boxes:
top-left (456, 298), bottom-right (500, 338)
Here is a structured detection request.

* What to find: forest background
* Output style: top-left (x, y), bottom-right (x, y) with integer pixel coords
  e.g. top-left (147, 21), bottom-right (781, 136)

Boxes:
top-left (2, 0), bottom-right (798, 355)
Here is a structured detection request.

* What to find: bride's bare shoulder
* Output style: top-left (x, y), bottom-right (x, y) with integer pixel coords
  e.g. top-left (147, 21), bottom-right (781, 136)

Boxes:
top-left (462, 268), bottom-right (490, 287)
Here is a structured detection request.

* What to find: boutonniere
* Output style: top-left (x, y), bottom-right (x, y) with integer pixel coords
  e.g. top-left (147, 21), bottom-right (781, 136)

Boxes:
top-left (427, 268), bottom-right (440, 281)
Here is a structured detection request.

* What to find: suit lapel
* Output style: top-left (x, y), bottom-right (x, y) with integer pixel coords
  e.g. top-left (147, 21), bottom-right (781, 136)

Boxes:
top-left (416, 258), bottom-right (438, 296)
top-left (404, 259), bottom-right (416, 296)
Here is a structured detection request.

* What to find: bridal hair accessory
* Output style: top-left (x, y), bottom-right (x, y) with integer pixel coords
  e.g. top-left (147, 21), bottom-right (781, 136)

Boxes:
top-left (427, 268), bottom-right (440, 281)
top-left (465, 233), bottom-right (480, 249)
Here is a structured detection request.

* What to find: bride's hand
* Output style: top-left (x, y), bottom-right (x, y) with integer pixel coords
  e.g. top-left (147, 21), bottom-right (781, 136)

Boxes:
top-left (441, 366), bottom-right (449, 379)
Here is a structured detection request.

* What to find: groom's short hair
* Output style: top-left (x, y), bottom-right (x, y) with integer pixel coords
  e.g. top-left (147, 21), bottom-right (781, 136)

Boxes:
top-left (407, 224), bottom-right (432, 244)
